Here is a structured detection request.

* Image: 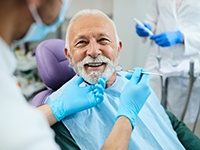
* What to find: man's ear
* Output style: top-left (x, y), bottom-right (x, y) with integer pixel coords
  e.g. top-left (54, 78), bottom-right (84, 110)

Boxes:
top-left (64, 48), bottom-right (72, 64)
top-left (117, 41), bottom-right (122, 55)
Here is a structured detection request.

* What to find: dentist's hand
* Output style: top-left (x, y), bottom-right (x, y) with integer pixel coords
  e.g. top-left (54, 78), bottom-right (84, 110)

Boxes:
top-left (116, 68), bottom-right (151, 127)
top-left (150, 30), bottom-right (183, 47)
top-left (135, 22), bottom-right (152, 37)
top-left (49, 76), bottom-right (106, 121)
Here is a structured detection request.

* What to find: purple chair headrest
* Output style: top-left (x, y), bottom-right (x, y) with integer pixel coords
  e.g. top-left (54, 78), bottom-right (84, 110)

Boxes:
top-left (30, 90), bottom-right (54, 107)
top-left (35, 39), bottom-right (76, 90)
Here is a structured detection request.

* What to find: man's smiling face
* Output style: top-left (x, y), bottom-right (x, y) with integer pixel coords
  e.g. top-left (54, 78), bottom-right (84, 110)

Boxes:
top-left (65, 14), bottom-right (122, 84)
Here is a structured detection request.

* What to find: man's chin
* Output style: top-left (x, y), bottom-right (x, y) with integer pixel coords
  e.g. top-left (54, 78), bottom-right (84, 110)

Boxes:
top-left (82, 74), bottom-right (102, 85)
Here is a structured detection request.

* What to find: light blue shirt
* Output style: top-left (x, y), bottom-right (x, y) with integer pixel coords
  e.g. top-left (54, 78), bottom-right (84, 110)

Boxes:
top-left (46, 72), bottom-right (185, 150)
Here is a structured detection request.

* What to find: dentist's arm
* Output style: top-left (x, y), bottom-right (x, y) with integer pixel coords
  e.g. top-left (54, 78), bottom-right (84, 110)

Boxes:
top-left (101, 68), bottom-right (151, 149)
top-left (101, 116), bottom-right (132, 150)
top-left (116, 68), bottom-right (151, 127)
top-left (37, 104), bottom-right (57, 126)
top-left (37, 76), bottom-right (106, 126)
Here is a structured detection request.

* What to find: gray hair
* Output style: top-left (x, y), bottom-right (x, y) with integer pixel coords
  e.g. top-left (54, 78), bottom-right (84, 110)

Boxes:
top-left (65, 9), bottom-right (120, 50)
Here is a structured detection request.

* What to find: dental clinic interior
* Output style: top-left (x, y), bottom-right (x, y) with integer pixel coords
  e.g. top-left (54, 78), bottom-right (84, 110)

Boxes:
top-left (13, 0), bottom-right (200, 139)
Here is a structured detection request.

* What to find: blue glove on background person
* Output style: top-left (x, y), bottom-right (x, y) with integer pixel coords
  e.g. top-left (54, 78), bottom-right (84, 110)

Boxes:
top-left (150, 30), bottom-right (183, 47)
top-left (116, 68), bottom-right (151, 127)
top-left (49, 76), bottom-right (106, 121)
top-left (135, 22), bottom-right (152, 37)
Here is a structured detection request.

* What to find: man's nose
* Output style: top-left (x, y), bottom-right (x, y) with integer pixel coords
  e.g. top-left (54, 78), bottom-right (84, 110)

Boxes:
top-left (86, 41), bottom-right (101, 58)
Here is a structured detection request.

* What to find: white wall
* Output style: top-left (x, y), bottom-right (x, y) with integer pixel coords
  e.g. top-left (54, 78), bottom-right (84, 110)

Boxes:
top-left (113, 0), bottom-right (150, 70)
top-left (66, 0), bottom-right (113, 18)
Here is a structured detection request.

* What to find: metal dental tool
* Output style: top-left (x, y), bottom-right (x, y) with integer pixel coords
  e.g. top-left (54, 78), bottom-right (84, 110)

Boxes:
top-left (156, 47), bottom-right (162, 70)
top-left (116, 65), bottom-right (166, 108)
top-left (181, 60), bottom-right (196, 121)
top-left (116, 65), bottom-right (163, 76)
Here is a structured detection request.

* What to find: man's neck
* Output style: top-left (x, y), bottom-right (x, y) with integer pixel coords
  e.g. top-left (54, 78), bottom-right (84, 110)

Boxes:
top-left (106, 72), bottom-right (117, 88)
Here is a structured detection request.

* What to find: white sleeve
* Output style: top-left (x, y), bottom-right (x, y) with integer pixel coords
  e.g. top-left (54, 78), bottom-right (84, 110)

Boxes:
top-left (0, 72), bottom-right (60, 150)
top-left (183, 31), bottom-right (200, 56)
top-left (145, 0), bottom-right (158, 32)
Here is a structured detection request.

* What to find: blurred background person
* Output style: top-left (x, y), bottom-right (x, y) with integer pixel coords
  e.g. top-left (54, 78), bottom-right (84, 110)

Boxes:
top-left (135, 0), bottom-right (200, 132)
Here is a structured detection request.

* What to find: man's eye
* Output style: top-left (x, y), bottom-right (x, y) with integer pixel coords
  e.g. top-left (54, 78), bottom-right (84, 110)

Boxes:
top-left (76, 41), bottom-right (88, 46)
top-left (98, 38), bottom-right (110, 44)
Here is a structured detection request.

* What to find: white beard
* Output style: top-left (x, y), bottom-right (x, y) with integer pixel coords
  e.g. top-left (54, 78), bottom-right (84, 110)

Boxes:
top-left (71, 55), bottom-right (119, 84)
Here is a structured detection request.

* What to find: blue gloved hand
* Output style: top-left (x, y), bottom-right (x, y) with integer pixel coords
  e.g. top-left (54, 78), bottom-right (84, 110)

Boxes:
top-left (150, 30), bottom-right (183, 47)
top-left (116, 68), bottom-right (151, 127)
top-left (49, 76), bottom-right (106, 121)
top-left (135, 22), bottom-right (152, 37)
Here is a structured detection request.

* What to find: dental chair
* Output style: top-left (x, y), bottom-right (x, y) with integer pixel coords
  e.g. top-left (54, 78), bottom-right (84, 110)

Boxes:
top-left (30, 39), bottom-right (76, 107)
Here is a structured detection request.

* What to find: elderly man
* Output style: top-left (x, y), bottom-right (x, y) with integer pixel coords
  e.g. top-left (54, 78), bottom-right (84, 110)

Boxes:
top-left (44, 9), bottom-right (194, 150)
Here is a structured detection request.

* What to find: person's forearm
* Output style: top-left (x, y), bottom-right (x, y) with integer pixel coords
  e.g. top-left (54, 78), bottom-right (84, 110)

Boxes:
top-left (101, 116), bottom-right (132, 150)
top-left (37, 104), bottom-right (57, 126)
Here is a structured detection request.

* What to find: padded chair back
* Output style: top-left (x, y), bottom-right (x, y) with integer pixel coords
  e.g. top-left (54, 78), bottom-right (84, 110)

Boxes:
top-left (30, 39), bottom-right (76, 107)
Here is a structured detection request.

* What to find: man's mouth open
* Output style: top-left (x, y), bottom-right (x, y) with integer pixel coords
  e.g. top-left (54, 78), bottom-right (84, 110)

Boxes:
top-left (84, 62), bottom-right (106, 72)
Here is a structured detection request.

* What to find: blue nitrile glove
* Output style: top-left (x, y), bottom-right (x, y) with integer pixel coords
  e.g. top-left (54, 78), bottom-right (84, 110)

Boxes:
top-left (150, 30), bottom-right (183, 47)
top-left (135, 22), bottom-right (152, 37)
top-left (49, 76), bottom-right (106, 121)
top-left (116, 68), bottom-right (151, 127)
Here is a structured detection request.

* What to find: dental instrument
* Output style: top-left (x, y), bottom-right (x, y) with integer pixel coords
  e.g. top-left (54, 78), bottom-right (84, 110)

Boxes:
top-left (116, 65), bottom-right (163, 76)
top-left (134, 18), bottom-right (154, 36)
top-left (156, 47), bottom-right (162, 70)
top-left (181, 60), bottom-right (196, 121)
top-left (116, 65), bottom-right (166, 107)
top-left (127, 69), bottom-right (163, 76)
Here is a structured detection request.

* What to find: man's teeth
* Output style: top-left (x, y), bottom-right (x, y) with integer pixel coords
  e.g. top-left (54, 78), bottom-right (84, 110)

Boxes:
top-left (87, 62), bottom-right (103, 67)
